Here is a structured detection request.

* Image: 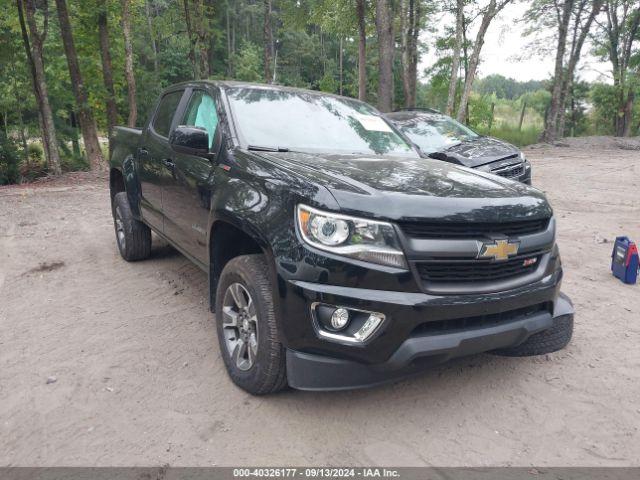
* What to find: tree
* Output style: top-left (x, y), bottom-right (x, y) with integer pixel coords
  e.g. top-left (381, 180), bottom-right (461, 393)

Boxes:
top-left (456, 0), bottom-right (512, 123)
top-left (376, 0), bottom-right (394, 111)
top-left (122, 0), bottom-right (137, 127)
top-left (54, 0), bottom-right (105, 170)
top-left (556, 0), bottom-right (604, 137)
top-left (182, 0), bottom-right (213, 78)
top-left (0, 56), bottom-right (29, 164)
top-left (400, 0), bottom-right (423, 107)
top-left (0, 36), bottom-right (31, 166)
top-left (356, 0), bottom-right (367, 100)
top-left (0, 133), bottom-right (21, 185)
top-left (475, 74), bottom-right (546, 99)
top-left (522, 0), bottom-right (604, 140)
top-left (3, 0), bottom-right (636, 188)
top-left (18, 0), bottom-right (62, 175)
top-left (183, 0), bottom-right (200, 78)
top-left (144, 0), bottom-right (159, 73)
top-left (446, 0), bottom-right (464, 115)
top-left (543, 0), bottom-right (574, 141)
top-left (97, 0), bottom-right (118, 137)
top-left (590, 82), bottom-right (618, 133)
top-left (595, 0), bottom-right (640, 136)
top-left (204, 0), bottom-right (217, 77)
top-left (263, 0), bottom-right (274, 83)
top-left (235, 41), bottom-right (262, 81)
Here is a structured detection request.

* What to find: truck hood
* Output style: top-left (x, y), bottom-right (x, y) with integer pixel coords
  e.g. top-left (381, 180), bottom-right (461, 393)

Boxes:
top-left (429, 136), bottom-right (521, 168)
top-left (258, 151), bottom-right (552, 223)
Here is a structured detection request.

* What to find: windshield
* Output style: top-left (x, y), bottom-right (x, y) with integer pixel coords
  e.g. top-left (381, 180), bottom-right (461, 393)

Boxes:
top-left (226, 87), bottom-right (417, 157)
top-left (399, 115), bottom-right (479, 154)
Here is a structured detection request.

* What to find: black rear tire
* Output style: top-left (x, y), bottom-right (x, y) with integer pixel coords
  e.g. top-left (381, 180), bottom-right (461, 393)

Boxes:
top-left (215, 254), bottom-right (287, 395)
top-left (492, 315), bottom-right (574, 357)
top-left (113, 192), bottom-right (152, 262)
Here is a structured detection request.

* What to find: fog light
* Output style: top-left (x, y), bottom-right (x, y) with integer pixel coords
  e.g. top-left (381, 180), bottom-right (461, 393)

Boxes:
top-left (354, 313), bottom-right (384, 342)
top-left (311, 302), bottom-right (386, 344)
top-left (331, 308), bottom-right (350, 330)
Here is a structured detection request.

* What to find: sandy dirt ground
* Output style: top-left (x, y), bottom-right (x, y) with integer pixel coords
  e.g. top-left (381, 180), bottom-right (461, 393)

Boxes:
top-left (1, 137), bottom-right (639, 467)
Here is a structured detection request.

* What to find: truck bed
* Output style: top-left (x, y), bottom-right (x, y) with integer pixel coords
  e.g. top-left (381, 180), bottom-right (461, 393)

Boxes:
top-left (110, 126), bottom-right (142, 167)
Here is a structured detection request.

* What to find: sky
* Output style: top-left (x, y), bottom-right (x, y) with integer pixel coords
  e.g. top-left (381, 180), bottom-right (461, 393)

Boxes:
top-left (419, 3), bottom-right (613, 84)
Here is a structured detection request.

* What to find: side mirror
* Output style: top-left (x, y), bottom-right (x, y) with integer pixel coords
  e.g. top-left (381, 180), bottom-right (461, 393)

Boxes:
top-left (170, 125), bottom-right (210, 157)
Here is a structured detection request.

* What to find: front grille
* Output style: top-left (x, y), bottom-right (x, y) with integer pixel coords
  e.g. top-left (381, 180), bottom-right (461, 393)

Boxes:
top-left (416, 253), bottom-right (541, 284)
top-left (411, 303), bottom-right (551, 336)
top-left (398, 218), bottom-right (549, 239)
top-left (491, 162), bottom-right (524, 178)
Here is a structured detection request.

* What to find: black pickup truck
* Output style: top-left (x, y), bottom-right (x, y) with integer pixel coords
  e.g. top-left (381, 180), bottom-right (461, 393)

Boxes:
top-left (109, 81), bottom-right (574, 394)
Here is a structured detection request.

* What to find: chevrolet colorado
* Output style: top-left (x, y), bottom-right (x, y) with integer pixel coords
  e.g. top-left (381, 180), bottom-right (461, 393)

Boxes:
top-left (109, 81), bottom-right (574, 394)
top-left (386, 109), bottom-right (532, 184)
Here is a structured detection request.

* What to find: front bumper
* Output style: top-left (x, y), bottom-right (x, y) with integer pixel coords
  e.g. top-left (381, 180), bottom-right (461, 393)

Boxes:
top-left (284, 288), bottom-right (573, 391)
top-left (274, 195), bottom-right (558, 390)
top-left (477, 159), bottom-right (532, 185)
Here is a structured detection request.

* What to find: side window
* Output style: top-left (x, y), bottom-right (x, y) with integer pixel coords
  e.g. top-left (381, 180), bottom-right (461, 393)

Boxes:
top-left (152, 91), bottom-right (183, 138)
top-left (182, 91), bottom-right (218, 148)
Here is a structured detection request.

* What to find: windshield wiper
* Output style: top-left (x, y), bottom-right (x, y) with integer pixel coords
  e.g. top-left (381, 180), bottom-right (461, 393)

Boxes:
top-left (247, 145), bottom-right (290, 152)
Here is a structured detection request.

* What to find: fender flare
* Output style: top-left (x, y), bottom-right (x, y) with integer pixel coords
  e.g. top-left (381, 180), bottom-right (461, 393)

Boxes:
top-left (121, 155), bottom-right (143, 218)
top-left (207, 212), bottom-right (278, 310)
top-left (208, 211), bottom-right (273, 253)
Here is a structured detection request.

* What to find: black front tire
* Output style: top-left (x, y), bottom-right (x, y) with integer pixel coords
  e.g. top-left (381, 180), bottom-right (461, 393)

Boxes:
top-left (113, 192), bottom-right (152, 262)
top-left (492, 315), bottom-right (574, 357)
top-left (215, 254), bottom-right (287, 395)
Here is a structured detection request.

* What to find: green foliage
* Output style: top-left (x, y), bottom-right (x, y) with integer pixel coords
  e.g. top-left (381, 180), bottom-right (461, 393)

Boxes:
top-left (477, 124), bottom-right (541, 147)
top-left (27, 143), bottom-right (44, 163)
top-left (590, 84), bottom-right (618, 135)
top-left (308, 0), bottom-right (358, 36)
top-left (519, 89), bottom-right (551, 118)
top-left (475, 74), bottom-right (546, 100)
top-left (319, 72), bottom-right (339, 94)
top-left (19, 143), bottom-right (48, 183)
top-left (468, 95), bottom-right (494, 130)
top-left (61, 153), bottom-right (90, 173)
top-left (0, 134), bottom-right (21, 185)
top-left (0, 0), bottom-right (637, 186)
top-left (234, 42), bottom-right (263, 83)
top-left (417, 57), bottom-right (452, 112)
top-left (465, 93), bottom-right (546, 147)
top-left (562, 81), bottom-right (591, 137)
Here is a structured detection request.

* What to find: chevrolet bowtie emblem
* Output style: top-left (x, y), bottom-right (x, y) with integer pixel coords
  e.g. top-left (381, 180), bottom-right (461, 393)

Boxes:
top-left (479, 239), bottom-right (520, 261)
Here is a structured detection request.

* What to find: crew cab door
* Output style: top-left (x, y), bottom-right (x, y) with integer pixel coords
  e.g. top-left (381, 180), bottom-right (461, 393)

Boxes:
top-left (137, 89), bottom-right (185, 232)
top-left (163, 88), bottom-right (221, 265)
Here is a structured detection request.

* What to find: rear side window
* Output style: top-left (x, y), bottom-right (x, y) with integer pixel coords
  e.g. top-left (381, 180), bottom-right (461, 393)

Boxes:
top-left (182, 91), bottom-right (219, 148)
top-left (152, 91), bottom-right (183, 138)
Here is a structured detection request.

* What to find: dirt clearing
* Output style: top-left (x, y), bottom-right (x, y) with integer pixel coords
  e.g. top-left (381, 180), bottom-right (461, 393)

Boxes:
top-left (1, 138), bottom-right (639, 466)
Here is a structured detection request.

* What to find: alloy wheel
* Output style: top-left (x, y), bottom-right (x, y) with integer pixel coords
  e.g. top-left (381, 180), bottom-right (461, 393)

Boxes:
top-left (222, 282), bottom-right (258, 371)
top-left (115, 206), bottom-right (126, 250)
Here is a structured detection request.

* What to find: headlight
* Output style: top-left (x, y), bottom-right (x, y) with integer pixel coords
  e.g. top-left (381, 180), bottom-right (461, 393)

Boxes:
top-left (519, 151), bottom-right (527, 162)
top-left (296, 204), bottom-right (407, 269)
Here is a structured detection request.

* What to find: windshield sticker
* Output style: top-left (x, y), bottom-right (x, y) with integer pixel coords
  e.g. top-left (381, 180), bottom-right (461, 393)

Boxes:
top-left (354, 114), bottom-right (393, 133)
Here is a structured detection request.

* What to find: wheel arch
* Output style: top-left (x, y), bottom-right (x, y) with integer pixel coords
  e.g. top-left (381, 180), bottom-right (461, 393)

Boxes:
top-left (109, 155), bottom-right (142, 218)
top-left (208, 217), bottom-right (276, 310)
top-left (109, 167), bottom-right (125, 209)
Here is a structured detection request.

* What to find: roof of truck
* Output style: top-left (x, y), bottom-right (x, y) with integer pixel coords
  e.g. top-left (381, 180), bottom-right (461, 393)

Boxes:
top-left (164, 80), bottom-right (366, 104)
